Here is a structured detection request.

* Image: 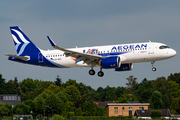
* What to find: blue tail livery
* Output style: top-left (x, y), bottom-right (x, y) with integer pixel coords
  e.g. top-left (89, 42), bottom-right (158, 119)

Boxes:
top-left (10, 26), bottom-right (40, 55)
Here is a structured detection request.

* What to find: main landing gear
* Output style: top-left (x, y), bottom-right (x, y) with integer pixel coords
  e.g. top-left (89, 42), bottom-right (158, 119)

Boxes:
top-left (89, 69), bottom-right (95, 75)
top-left (89, 67), bottom-right (104, 77)
top-left (89, 62), bottom-right (104, 77)
top-left (151, 61), bottom-right (156, 72)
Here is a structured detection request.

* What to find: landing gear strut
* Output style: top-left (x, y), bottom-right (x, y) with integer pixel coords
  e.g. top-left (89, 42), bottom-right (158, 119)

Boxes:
top-left (151, 61), bottom-right (156, 72)
top-left (89, 62), bottom-right (96, 76)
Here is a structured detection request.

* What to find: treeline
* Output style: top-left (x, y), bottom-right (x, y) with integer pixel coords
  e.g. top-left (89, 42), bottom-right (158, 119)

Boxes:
top-left (0, 72), bottom-right (180, 117)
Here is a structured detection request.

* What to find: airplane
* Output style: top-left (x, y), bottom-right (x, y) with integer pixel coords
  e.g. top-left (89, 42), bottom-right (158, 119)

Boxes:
top-left (5, 26), bottom-right (176, 77)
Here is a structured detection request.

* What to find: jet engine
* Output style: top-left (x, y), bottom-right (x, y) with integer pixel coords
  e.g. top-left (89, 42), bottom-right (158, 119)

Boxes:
top-left (101, 56), bottom-right (121, 69)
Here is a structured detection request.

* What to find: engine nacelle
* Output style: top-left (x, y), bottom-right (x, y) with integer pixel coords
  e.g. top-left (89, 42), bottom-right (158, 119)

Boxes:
top-left (101, 56), bottom-right (121, 69)
top-left (115, 63), bottom-right (133, 71)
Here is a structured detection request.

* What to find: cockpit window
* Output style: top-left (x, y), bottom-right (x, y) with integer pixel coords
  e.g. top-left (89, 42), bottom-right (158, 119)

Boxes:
top-left (159, 46), bottom-right (170, 49)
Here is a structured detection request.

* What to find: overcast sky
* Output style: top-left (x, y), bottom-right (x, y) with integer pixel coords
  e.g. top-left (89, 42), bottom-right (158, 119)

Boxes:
top-left (1, 1), bottom-right (180, 89)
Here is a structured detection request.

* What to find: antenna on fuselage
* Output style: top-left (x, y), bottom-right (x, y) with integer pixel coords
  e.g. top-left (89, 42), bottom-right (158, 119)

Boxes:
top-left (149, 40), bottom-right (151, 43)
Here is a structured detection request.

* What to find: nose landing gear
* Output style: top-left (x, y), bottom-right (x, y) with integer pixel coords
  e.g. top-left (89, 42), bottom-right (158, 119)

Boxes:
top-left (151, 61), bottom-right (156, 71)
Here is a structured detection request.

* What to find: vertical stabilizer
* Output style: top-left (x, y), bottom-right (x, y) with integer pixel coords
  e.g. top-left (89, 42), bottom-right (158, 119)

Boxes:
top-left (10, 26), bottom-right (40, 55)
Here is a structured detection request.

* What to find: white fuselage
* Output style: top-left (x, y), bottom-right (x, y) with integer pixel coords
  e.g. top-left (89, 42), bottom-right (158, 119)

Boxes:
top-left (40, 42), bottom-right (176, 68)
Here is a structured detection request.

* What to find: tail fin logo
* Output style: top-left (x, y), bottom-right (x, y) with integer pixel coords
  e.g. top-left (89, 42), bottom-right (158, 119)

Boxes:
top-left (11, 28), bottom-right (30, 55)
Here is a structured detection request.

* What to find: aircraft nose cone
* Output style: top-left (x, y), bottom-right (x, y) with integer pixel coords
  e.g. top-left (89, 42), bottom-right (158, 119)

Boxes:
top-left (171, 49), bottom-right (176, 57)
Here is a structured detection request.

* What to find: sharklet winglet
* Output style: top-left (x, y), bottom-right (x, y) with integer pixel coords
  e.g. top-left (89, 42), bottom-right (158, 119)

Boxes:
top-left (47, 36), bottom-right (56, 47)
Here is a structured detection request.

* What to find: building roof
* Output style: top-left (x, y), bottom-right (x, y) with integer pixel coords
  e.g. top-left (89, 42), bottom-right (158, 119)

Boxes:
top-left (134, 109), bottom-right (171, 117)
top-left (0, 94), bottom-right (20, 96)
top-left (95, 101), bottom-right (115, 107)
top-left (106, 103), bottom-right (150, 107)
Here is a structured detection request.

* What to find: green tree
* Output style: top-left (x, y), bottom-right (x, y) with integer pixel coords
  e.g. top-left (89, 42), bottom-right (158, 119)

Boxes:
top-left (133, 80), bottom-right (153, 103)
top-left (4, 103), bottom-right (13, 116)
top-left (117, 94), bottom-right (129, 103)
top-left (101, 86), bottom-right (117, 101)
top-left (170, 98), bottom-right (179, 114)
top-left (63, 85), bottom-right (81, 103)
top-left (57, 91), bottom-right (68, 103)
top-left (62, 79), bottom-right (89, 107)
top-left (76, 82), bottom-right (89, 107)
top-left (24, 100), bottom-right (36, 114)
top-left (76, 107), bottom-right (82, 116)
top-left (19, 78), bottom-right (43, 100)
top-left (46, 84), bottom-right (61, 94)
top-left (82, 100), bottom-right (97, 116)
top-left (13, 77), bottom-right (21, 95)
top-left (67, 112), bottom-right (75, 117)
top-left (94, 107), bottom-right (106, 116)
top-left (168, 80), bottom-right (180, 98)
top-left (5, 81), bottom-right (17, 94)
top-left (0, 75), bottom-right (17, 94)
top-left (126, 75), bottom-right (138, 94)
top-left (89, 90), bottom-right (101, 101)
top-left (52, 114), bottom-right (63, 120)
top-left (54, 75), bottom-right (62, 87)
top-left (61, 101), bottom-right (75, 116)
top-left (0, 105), bottom-right (9, 120)
top-left (13, 103), bottom-right (30, 115)
top-left (168, 73), bottom-right (180, 85)
top-left (33, 96), bottom-right (45, 114)
top-left (117, 94), bottom-right (137, 103)
top-left (45, 92), bottom-right (63, 114)
top-left (96, 87), bottom-right (103, 94)
top-left (115, 86), bottom-right (125, 99)
top-left (0, 74), bottom-right (5, 85)
top-left (62, 79), bottom-right (78, 88)
top-left (150, 110), bottom-right (162, 119)
top-left (20, 78), bottom-right (39, 94)
top-left (152, 77), bottom-right (173, 109)
top-left (151, 91), bottom-right (163, 109)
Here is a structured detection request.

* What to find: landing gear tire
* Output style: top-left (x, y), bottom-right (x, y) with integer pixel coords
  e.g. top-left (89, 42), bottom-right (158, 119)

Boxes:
top-left (98, 71), bottom-right (104, 77)
top-left (152, 67), bottom-right (156, 72)
top-left (89, 69), bottom-right (95, 75)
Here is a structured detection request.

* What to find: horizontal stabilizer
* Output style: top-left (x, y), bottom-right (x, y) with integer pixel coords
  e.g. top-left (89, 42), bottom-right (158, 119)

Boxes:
top-left (4, 54), bottom-right (30, 61)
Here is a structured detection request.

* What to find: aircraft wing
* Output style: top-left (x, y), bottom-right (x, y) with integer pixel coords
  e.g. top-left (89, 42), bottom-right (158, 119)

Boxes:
top-left (47, 36), bottom-right (103, 64)
top-left (4, 54), bottom-right (30, 61)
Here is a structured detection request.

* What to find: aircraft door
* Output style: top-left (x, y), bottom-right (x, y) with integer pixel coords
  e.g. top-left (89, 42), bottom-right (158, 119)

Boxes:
top-left (38, 52), bottom-right (44, 63)
top-left (148, 43), bottom-right (154, 54)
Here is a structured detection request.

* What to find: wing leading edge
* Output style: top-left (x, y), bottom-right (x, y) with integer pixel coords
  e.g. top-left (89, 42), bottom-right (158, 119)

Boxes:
top-left (47, 36), bottom-right (103, 65)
